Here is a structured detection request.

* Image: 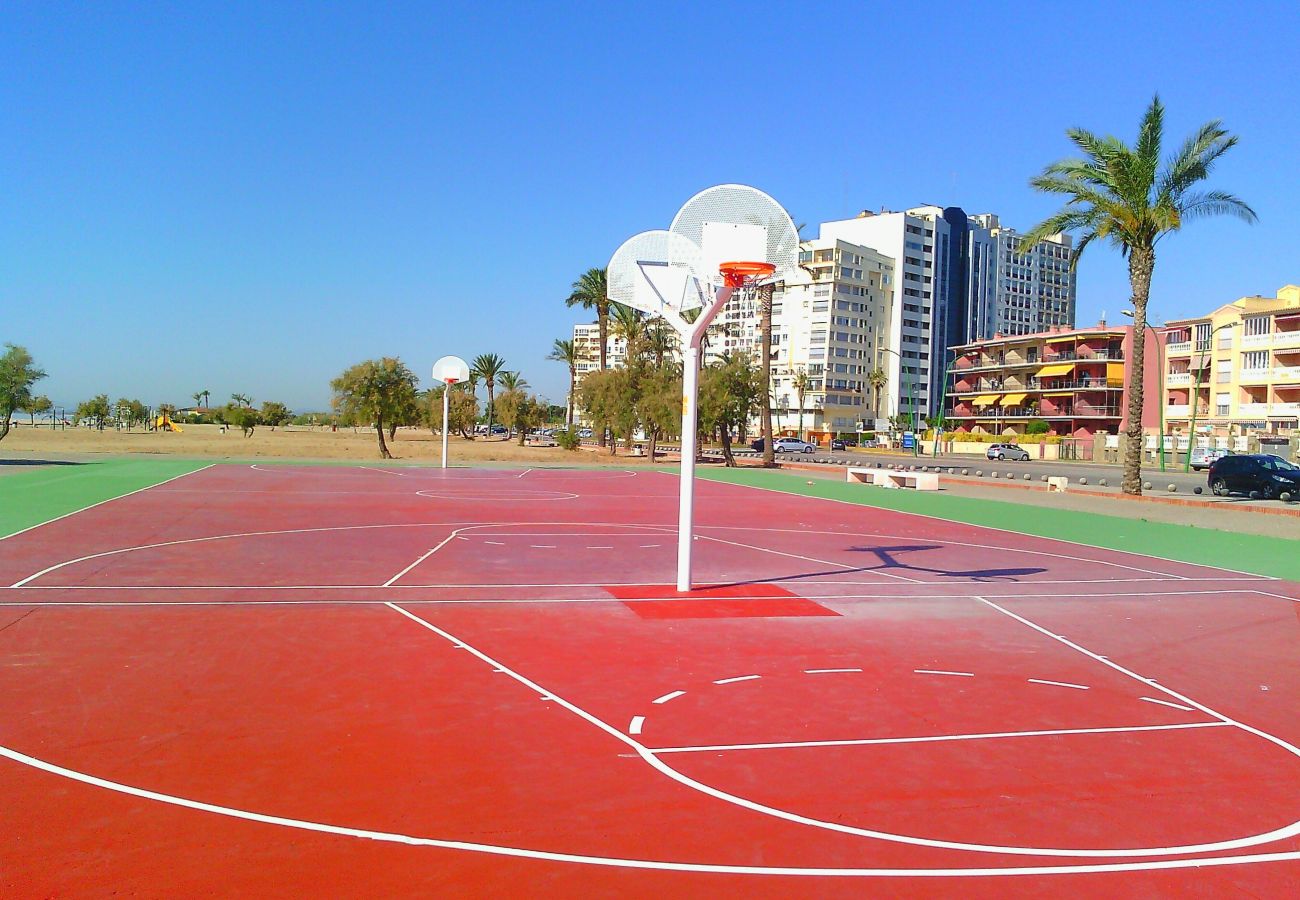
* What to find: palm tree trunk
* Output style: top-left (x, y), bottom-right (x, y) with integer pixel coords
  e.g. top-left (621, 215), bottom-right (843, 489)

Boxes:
top-left (567, 365), bottom-right (575, 427)
top-left (720, 428), bottom-right (736, 467)
top-left (597, 305), bottom-right (609, 447)
top-left (797, 393), bottom-right (804, 440)
top-left (1123, 247), bottom-right (1155, 496)
top-left (648, 429), bottom-right (657, 464)
top-left (760, 284), bottom-right (775, 467)
top-left (485, 384), bottom-right (495, 438)
top-left (375, 414), bottom-right (393, 459)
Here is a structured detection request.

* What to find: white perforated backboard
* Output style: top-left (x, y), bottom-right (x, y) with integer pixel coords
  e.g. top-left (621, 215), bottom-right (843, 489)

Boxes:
top-left (700, 221), bottom-right (767, 278)
top-left (432, 355), bottom-right (470, 385)
top-left (607, 230), bottom-right (707, 319)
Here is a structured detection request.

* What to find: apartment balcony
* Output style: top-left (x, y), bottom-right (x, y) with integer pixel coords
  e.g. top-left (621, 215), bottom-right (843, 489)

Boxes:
top-left (1271, 402), bottom-right (1300, 417)
top-left (1240, 367), bottom-right (1271, 385)
top-left (1241, 332), bottom-right (1273, 348)
top-left (1273, 330), bottom-right (1300, 350)
top-left (1074, 406), bottom-right (1122, 418)
top-left (1166, 341), bottom-right (1192, 355)
top-left (1166, 372), bottom-right (1191, 386)
top-left (1166, 404), bottom-right (1190, 417)
top-left (1240, 403), bottom-right (1272, 417)
top-left (1276, 365), bottom-right (1300, 383)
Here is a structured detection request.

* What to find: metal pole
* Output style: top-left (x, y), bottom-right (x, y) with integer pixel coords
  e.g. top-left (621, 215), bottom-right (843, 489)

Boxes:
top-left (1185, 344), bottom-right (1204, 474)
top-left (1153, 329), bottom-right (1166, 471)
top-left (676, 343), bottom-right (701, 592)
top-left (933, 351), bottom-right (953, 458)
top-left (441, 385), bottom-right (451, 469)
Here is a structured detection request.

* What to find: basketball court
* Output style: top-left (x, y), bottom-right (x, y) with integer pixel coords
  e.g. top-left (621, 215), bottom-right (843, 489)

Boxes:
top-left (2, 462), bottom-right (1298, 894)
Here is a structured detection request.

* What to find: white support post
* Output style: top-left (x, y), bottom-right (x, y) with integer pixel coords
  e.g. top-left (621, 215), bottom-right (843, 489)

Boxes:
top-left (672, 285), bottom-right (733, 593)
top-left (441, 386), bottom-right (451, 469)
top-left (676, 343), bottom-right (701, 591)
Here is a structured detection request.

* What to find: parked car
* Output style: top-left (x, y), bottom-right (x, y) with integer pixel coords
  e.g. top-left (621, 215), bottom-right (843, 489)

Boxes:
top-left (578, 428), bottom-right (593, 438)
top-left (986, 443), bottom-right (1031, 461)
top-left (749, 437), bottom-right (766, 452)
top-left (773, 438), bottom-right (815, 453)
top-left (830, 439), bottom-right (847, 451)
top-left (1189, 446), bottom-right (1231, 471)
top-left (1207, 454), bottom-right (1300, 499)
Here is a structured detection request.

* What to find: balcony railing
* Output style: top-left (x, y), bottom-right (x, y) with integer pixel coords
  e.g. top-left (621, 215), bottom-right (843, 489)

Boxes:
top-left (1167, 341), bottom-right (1192, 355)
top-left (1241, 332), bottom-right (1273, 348)
top-left (1273, 330), bottom-right (1300, 349)
top-left (1276, 366), bottom-right (1300, 382)
top-left (1166, 372), bottom-right (1191, 386)
top-left (1272, 402), bottom-right (1300, 416)
top-left (1166, 404), bottom-right (1189, 417)
top-left (1240, 403), bottom-right (1271, 417)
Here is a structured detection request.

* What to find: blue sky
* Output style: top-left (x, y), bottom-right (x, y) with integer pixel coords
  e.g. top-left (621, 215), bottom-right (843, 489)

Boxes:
top-left (5, 1), bottom-right (1298, 411)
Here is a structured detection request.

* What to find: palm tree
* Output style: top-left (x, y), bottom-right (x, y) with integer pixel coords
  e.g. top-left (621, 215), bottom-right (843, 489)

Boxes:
top-left (644, 321), bottom-right (676, 369)
top-left (191, 391), bottom-right (204, 411)
top-left (200, 390), bottom-right (210, 410)
top-left (792, 367), bottom-right (812, 440)
top-left (547, 338), bottom-right (584, 427)
top-left (499, 371), bottom-right (527, 392)
top-left (471, 353), bottom-right (507, 438)
top-left (867, 367), bottom-right (888, 426)
top-left (610, 301), bottom-right (646, 359)
top-left (566, 267), bottom-right (610, 446)
top-left (1020, 95), bottom-right (1254, 495)
top-left (231, 393), bottom-right (252, 408)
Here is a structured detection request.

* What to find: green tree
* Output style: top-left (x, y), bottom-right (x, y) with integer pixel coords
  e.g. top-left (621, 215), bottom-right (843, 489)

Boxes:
top-left (24, 394), bottom-right (53, 426)
top-left (610, 301), bottom-right (646, 355)
top-left (635, 365), bottom-right (683, 463)
top-left (698, 353), bottom-right (762, 467)
top-left (547, 338), bottom-right (585, 427)
top-left (76, 395), bottom-right (111, 430)
top-left (471, 353), bottom-right (507, 438)
top-left (231, 393), bottom-right (253, 408)
top-left (0, 344), bottom-right (47, 442)
top-left (201, 389), bottom-right (211, 409)
top-left (260, 401), bottom-right (292, 428)
top-left (1021, 95), bottom-right (1254, 495)
top-left (330, 357), bottom-right (420, 458)
top-left (576, 368), bottom-right (634, 456)
top-left (499, 371), bottom-right (528, 393)
top-left (191, 391), bottom-right (204, 411)
top-left (867, 367), bottom-right (888, 424)
top-left (224, 403), bottom-right (259, 437)
top-left (429, 384), bottom-right (478, 436)
top-left (566, 267), bottom-right (611, 446)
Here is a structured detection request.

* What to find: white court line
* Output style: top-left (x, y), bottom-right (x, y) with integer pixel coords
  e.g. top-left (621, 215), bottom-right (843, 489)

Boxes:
top-left (360, 466), bottom-right (408, 477)
top-left (914, 669), bottom-right (973, 677)
top-left (649, 721), bottom-right (1230, 755)
top-left (484, 541), bottom-right (505, 546)
top-left (695, 533), bottom-right (923, 585)
top-left (517, 469), bottom-right (532, 478)
top-left (0, 464), bottom-right (214, 544)
top-left (0, 601), bottom-right (1292, 876)
top-left (385, 601), bottom-right (1300, 859)
top-left (805, 668), bottom-right (863, 674)
top-left (3, 737), bottom-right (1296, 878)
top-left (1141, 697), bottom-right (1196, 712)
top-left (690, 475), bottom-right (1271, 581)
top-left (1029, 679), bottom-right (1089, 690)
top-left (652, 690), bottom-right (685, 704)
top-left (628, 716), bottom-right (645, 735)
top-left (714, 675), bottom-right (761, 685)
top-left (383, 528), bottom-right (466, 587)
top-left (531, 545), bottom-right (556, 549)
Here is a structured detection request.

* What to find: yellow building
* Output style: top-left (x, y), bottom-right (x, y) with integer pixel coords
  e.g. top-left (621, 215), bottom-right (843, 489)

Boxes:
top-left (1162, 285), bottom-right (1300, 437)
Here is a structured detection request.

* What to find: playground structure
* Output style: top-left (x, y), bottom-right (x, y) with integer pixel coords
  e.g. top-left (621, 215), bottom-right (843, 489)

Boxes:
top-left (154, 415), bottom-right (183, 432)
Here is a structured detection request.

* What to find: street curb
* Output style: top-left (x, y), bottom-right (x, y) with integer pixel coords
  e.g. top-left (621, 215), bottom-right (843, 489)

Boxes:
top-left (775, 461), bottom-right (1300, 518)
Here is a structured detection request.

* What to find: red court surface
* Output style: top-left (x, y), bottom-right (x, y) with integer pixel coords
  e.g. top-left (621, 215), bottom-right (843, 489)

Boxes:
top-left (1, 463), bottom-right (1298, 895)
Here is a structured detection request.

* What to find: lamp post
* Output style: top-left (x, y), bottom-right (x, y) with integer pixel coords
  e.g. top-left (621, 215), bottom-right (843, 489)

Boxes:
top-left (1123, 310), bottom-right (1166, 472)
top-left (878, 347), bottom-right (916, 456)
top-left (1184, 321), bottom-right (1240, 474)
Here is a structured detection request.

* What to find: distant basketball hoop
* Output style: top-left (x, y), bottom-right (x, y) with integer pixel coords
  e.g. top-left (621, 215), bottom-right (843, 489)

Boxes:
top-left (432, 355), bottom-right (470, 469)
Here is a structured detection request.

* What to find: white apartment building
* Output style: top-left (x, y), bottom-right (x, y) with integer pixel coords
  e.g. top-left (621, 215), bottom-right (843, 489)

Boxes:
top-left (817, 208), bottom-right (953, 421)
top-left (572, 322), bottom-right (629, 377)
top-left (770, 239), bottom-right (894, 436)
top-left (968, 214), bottom-right (1076, 338)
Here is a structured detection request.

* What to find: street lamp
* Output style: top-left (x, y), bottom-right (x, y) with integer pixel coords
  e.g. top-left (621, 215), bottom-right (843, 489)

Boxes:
top-left (878, 347), bottom-right (917, 456)
top-left (933, 347), bottom-right (958, 458)
top-left (1123, 310), bottom-right (1166, 472)
top-left (1184, 320), bottom-right (1240, 473)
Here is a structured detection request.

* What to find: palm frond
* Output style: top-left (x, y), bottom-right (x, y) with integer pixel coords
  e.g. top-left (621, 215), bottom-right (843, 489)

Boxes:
top-left (1176, 190), bottom-right (1259, 225)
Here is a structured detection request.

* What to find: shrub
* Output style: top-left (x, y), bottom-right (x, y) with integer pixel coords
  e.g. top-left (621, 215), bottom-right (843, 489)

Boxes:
top-left (1026, 419), bottom-right (1050, 435)
top-left (555, 429), bottom-right (581, 451)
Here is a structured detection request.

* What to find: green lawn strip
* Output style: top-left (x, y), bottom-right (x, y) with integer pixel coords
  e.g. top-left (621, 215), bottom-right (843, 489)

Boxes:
top-left (695, 466), bottom-right (1300, 582)
top-left (0, 458), bottom-right (209, 538)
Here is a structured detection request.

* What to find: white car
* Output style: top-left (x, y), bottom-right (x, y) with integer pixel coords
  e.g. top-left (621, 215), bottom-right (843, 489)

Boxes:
top-left (773, 438), bottom-right (815, 453)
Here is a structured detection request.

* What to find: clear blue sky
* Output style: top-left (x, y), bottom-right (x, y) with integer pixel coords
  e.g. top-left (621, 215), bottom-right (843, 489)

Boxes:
top-left (5, 1), bottom-right (1298, 411)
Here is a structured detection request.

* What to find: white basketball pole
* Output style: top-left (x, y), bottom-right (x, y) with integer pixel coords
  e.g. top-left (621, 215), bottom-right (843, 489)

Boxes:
top-left (675, 286), bottom-right (733, 592)
top-left (441, 386), bottom-right (451, 470)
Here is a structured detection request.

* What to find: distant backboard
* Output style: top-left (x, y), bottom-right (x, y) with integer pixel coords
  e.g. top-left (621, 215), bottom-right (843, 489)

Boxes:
top-left (432, 355), bottom-right (470, 385)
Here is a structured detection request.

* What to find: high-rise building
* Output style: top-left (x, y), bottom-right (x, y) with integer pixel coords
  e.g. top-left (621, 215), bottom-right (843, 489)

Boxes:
top-left (969, 214), bottom-right (1076, 339)
top-left (769, 239), bottom-right (894, 437)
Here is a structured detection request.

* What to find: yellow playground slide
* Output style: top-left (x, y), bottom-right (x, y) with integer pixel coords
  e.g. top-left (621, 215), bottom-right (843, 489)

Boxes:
top-left (155, 416), bottom-right (183, 432)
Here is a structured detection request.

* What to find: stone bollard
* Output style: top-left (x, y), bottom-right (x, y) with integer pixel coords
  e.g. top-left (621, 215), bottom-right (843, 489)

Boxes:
top-left (1168, 484), bottom-right (1177, 492)
top-left (1099, 478), bottom-right (1108, 486)
top-left (1024, 473), bottom-right (1032, 481)
top-left (1079, 477), bottom-right (1088, 485)
top-left (1143, 481), bottom-right (1153, 491)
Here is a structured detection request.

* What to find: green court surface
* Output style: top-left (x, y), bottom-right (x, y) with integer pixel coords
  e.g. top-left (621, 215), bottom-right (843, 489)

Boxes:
top-left (698, 466), bottom-right (1300, 582)
top-left (0, 458), bottom-right (209, 539)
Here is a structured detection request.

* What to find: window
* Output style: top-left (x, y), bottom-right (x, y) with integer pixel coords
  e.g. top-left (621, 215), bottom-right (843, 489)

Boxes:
top-left (1243, 350), bottom-right (1268, 370)
top-left (1216, 393), bottom-right (1230, 416)
top-left (1194, 323), bottom-right (1212, 351)
top-left (1243, 316), bottom-right (1271, 337)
